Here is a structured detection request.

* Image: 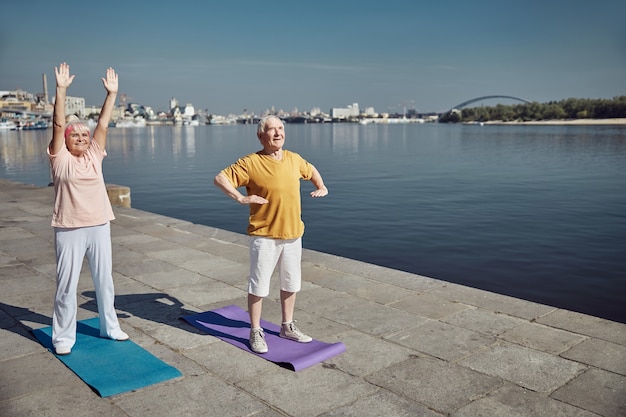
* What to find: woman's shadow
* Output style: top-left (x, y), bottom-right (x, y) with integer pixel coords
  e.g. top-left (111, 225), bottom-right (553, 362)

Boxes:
top-left (79, 290), bottom-right (206, 335)
top-left (0, 290), bottom-right (208, 345)
top-left (1, 302), bottom-right (52, 333)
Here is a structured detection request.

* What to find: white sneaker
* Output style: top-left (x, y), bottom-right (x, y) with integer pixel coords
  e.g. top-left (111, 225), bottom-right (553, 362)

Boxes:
top-left (115, 331), bottom-right (129, 341)
top-left (55, 346), bottom-right (71, 355)
top-left (249, 328), bottom-right (268, 353)
top-left (280, 321), bottom-right (312, 343)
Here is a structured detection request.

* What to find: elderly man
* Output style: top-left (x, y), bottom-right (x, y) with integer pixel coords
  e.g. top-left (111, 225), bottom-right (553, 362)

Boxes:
top-left (214, 115), bottom-right (328, 353)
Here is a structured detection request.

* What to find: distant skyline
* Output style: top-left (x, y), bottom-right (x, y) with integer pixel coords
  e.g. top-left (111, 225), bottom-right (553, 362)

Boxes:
top-left (2, 0), bottom-right (625, 115)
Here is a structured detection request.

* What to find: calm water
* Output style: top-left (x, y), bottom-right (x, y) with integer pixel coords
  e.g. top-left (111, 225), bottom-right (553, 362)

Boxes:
top-left (2, 123), bottom-right (625, 323)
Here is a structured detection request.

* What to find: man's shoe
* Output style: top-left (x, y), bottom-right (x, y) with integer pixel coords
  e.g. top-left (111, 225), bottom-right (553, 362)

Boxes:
top-left (249, 328), bottom-right (268, 353)
top-left (55, 346), bottom-right (71, 355)
top-left (280, 321), bottom-right (312, 343)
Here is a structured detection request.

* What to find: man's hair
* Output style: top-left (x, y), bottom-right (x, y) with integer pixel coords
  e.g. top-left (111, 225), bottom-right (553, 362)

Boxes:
top-left (257, 115), bottom-right (283, 137)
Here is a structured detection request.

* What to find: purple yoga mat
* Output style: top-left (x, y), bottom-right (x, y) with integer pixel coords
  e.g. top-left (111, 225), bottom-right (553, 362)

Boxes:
top-left (182, 305), bottom-right (346, 371)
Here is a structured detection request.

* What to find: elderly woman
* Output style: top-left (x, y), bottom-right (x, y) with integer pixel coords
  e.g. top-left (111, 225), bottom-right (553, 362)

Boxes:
top-left (48, 62), bottom-right (128, 355)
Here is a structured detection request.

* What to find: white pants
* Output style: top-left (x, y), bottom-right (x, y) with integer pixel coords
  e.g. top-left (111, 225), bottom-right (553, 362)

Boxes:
top-left (248, 236), bottom-right (302, 297)
top-left (52, 222), bottom-right (123, 350)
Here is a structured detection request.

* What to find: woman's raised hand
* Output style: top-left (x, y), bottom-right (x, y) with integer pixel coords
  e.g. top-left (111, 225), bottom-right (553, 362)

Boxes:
top-left (54, 62), bottom-right (75, 88)
top-left (101, 67), bottom-right (118, 94)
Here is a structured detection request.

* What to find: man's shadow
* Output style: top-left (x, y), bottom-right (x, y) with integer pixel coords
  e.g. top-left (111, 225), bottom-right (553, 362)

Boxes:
top-left (80, 292), bottom-right (272, 352)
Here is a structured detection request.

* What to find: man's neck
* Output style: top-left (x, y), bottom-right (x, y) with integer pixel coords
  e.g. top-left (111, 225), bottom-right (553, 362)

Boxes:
top-left (263, 148), bottom-right (283, 160)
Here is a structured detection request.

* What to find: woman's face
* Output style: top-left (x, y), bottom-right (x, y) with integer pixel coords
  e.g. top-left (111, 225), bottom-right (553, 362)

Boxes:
top-left (65, 125), bottom-right (91, 156)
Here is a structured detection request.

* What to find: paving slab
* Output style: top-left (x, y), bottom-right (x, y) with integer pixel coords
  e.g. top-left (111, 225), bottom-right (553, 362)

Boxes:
top-left (236, 366), bottom-right (378, 417)
top-left (389, 291), bottom-right (471, 319)
top-left (114, 373), bottom-right (272, 417)
top-left (324, 329), bottom-right (415, 377)
top-left (452, 384), bottom-right (601, 417)
top-left (442, 307), bottom-right (525, 337)
top-left (458, 342), bottom-right (588, 393)
top-left (500, 321), bottom-right (587, 355)
top-left (427, 282), bottom-right (557, 320)
top-left (388, 319), bottom-right (496, 361)
top-left (537, 309), bottom-right (626, 346)
top-left (0, 325), bottom-right (44, 362)
top-left (1, 384), bottom-right (129, 417)
top-left (319, 390), bottom-right (446, 417)
top-left (365, 355), bottom-right (503, 415)
top-left (551, 368), bottom-right (626, 417)
top-left (561, 338), bottom-right (626, 376)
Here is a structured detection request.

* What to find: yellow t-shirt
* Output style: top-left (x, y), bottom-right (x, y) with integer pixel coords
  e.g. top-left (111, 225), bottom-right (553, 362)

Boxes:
top-left (48, 141), bottom-right (115, 228)
top-left (220, 150), bottom-right (313, 239)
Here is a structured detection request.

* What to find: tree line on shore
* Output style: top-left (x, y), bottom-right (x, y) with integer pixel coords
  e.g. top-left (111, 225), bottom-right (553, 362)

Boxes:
top-left (439, 96), bottom-right (626, 123)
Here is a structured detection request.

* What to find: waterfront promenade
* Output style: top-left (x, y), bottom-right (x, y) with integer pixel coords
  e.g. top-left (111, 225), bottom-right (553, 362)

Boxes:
top-left (1, 179), bottom-right (625, 417)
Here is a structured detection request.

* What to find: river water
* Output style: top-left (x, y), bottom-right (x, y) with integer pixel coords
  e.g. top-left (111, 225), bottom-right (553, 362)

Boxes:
top-left (1, 123), bottom-right (625, 323)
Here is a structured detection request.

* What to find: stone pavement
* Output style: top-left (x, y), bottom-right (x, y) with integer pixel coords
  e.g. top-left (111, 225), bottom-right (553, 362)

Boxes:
top-left (1, 178), bottom-right (625, 417)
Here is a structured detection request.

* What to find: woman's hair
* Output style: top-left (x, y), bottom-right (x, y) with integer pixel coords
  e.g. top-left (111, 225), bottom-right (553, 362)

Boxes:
top-left (64, 114), bottom-right (90, 139)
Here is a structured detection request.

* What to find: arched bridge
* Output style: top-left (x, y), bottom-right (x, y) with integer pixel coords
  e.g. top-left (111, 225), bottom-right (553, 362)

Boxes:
top-left (450, 95), bottom-right (532, 111)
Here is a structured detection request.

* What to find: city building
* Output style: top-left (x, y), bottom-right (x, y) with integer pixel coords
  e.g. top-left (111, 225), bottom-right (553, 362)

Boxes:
top-left (59, 95), bottom-right (86, 118)
top-left (331, 102), bottom-right (359, 120)
top-left (0, 90), bottom-right (35, 113)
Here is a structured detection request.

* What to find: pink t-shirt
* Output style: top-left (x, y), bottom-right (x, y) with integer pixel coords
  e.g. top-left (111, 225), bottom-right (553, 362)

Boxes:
top-left (48, 141), bottom-right (115, 228)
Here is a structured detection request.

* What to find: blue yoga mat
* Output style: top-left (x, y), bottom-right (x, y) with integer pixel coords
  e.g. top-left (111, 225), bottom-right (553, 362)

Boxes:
top-left (182, 305), bottom-right (346, 371)
top-left (32, 317), bottom-right (182, 397)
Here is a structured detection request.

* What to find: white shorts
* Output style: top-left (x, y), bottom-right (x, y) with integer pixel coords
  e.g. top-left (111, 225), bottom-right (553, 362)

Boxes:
top-left (248, 236), bottom-right (302, 297)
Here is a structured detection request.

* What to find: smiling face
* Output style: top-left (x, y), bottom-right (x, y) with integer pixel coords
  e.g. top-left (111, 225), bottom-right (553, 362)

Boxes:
top-left (64, 123), bottom-right (91, 156)
top-left (257, 116), bottom-right (285, 153)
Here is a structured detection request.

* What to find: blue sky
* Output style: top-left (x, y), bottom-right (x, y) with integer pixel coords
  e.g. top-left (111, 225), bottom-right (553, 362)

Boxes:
top-left (1, 0), bottom-right (624, 115)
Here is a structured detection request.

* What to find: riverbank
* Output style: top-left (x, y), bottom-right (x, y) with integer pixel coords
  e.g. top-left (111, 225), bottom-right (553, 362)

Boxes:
top-left (1, 179), bottom-right (625, 416)
top-left (484, 118), bottom-right (626, 126)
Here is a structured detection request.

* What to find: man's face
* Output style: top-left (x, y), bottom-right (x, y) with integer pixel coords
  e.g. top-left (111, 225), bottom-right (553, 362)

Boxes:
top-left (259, 118), bottom-right (285, 151)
